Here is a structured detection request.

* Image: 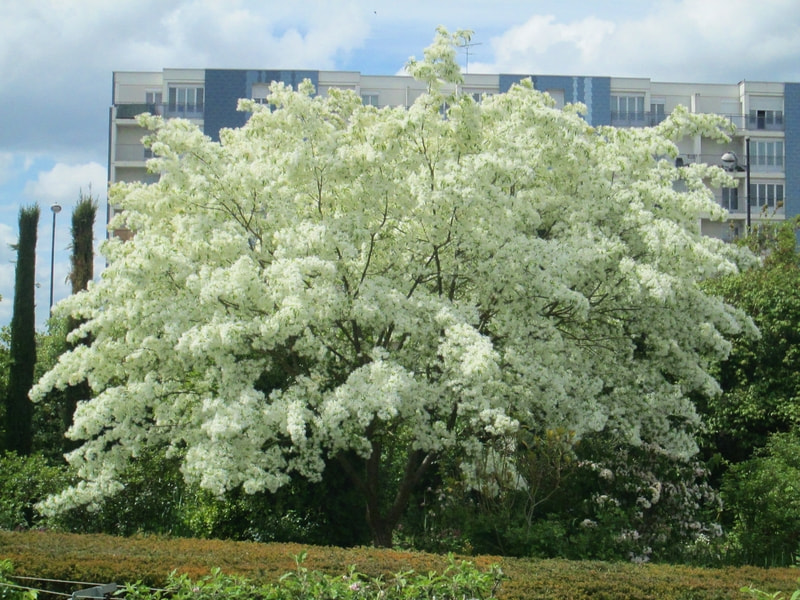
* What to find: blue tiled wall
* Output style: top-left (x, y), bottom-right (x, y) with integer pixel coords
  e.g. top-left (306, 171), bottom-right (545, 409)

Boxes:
top-left (204, 69), bottom-right (319, 141)
top-left (498, 74), bottom-right (611, 126)
top-left (784, 82), bottom-right (800, 224)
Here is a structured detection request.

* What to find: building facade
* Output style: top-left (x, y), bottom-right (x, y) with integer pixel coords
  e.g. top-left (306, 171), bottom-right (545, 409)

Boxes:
top-left (109, 69), bottom-right (800, 241)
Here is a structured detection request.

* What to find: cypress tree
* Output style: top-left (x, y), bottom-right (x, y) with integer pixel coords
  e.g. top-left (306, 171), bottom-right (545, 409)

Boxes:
top-left (62, 191), bottom-right (97, 445)
top-left (68, 190), bottom-right (97, 295)
top-left (4, 204), bottom-right (40, 455)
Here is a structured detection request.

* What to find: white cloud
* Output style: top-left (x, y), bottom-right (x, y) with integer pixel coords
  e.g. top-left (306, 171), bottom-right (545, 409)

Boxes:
top-left (483, 0), bottom-right (800, 81)
top-left (490, 14), bottom-right (615, 74)
top-left (24, 162), bottom-right (107, 210)
top-left (0, 221), bottom-right (17, 324)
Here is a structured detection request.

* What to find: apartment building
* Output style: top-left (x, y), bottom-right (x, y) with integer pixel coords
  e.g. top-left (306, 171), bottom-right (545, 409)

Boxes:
top-left (109, 69), bottom-right (800, 241)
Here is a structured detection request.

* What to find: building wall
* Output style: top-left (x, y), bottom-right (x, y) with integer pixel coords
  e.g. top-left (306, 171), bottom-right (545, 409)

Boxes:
top-left (204, 69), bottom-right (319, 141)
top-left (785, 82), bottom-right (800, 222)
top-left (109, 68), bottom-right (798, 242)
top-left (499, 74), bottom-right (611, 126)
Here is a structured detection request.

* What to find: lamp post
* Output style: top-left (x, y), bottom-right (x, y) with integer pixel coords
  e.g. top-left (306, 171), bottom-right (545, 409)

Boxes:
top-left (721, 137), bottom-right (751, 235)
top-left (49, 203), bottom-right (62, 312)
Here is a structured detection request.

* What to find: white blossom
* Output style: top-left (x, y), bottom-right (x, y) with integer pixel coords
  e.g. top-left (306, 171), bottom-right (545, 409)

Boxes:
top-left (32, 28), bottom-right (752, 523)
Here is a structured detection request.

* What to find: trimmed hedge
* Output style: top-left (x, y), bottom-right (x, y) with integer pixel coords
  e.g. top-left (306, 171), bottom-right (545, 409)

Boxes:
top-left (0, 531), bottom-right (798, 599)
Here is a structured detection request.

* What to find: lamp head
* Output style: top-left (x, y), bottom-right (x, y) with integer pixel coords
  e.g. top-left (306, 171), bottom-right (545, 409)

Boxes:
top-left (720, 151), bottom-right (738, 171)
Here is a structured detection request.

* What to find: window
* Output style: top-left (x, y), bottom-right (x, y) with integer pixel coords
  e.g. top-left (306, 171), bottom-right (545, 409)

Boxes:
top-left (721, 187), bottom-right (739, 211)
top-left (650, 99), bottom-right (666, 125)
top-left (252, 83), bottom-right (271, 104)
top-left (751, 140), bottom-right (784, 170)
top-left (749, 183), bottom-right (784, 209)
top-left (146, 91), bottom-right (162, 105)
top-left (463, 89), bottom-right (490, 103)
top-left (145, 90), bottom-right (163, 116)
top-left (611, 94), bottom-right (645, 123)
top-left (361, 93), bottom-right (379, 107)
top-left (546, 89), bottom-right (565, 109)
top-left (167, 86), bottom-right (204, 115)
top-left (749, 109), bottom-right (783, 130)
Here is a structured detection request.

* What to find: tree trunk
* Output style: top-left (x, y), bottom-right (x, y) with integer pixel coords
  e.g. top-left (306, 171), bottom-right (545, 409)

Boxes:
top-left (339, 441), bottom-right (436, 548)
top-left (4, 205), bottom-right (40, 455)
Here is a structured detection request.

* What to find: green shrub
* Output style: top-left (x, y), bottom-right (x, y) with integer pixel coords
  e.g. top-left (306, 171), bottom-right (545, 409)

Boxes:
top-left (722, 430), bottom-right (800, 566)
top-left (0, 452), bottom-right (71, 530)
top-left (0, 559), bottom-right (36, 600)
top-left (742, 580), bottom-right (800, 599)
top-left (418, 430), bottom-right (723, 563)
top-left (0, 552), bottom-right (502, 600)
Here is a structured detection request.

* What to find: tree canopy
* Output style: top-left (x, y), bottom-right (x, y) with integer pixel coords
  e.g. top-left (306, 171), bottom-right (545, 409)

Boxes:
top-left (33, 29), bottom-right (752, 546)
top-left (701, 220), bottom-right (800, 463)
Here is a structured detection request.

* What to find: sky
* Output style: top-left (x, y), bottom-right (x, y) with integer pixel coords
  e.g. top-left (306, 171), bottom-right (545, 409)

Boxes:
top-left (1, 0), bottom-right (800, 330)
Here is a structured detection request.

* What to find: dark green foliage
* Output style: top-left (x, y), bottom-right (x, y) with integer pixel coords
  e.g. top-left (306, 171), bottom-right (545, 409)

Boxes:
top-left (0, 452), bottom-right (72, 530)
top-left (697, 219), bottom-right (800, 566)
top-left (3, 205), bottom-right (40, 455)
top-left (397, 429), bottom-right (720, 564)
top-left (49, 448), bottom-right (371, 546)
top-left (51, 449), bottom-right (189, 536)
top-left (67, 190), bottom-right (96, 296)
top-left (722, 430), bottom-right (800, 566)
top-left (701, 220), bottom-right (800, 465)
top-left (30, 317), bottom-right (71, 461)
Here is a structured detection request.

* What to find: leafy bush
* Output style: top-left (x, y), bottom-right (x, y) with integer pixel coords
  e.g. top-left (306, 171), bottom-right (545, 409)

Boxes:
top-left (0, 559), bottom-right (36, 600)
top-left (742, 580), bottom-right (800, 600)
top-left (722, 430), bottom-right (800, 566)
top-left (50, 450), bottom-right (370, 546)
top-left (1, 553), bottom-right (503, 600)
top-left (0, 452), bottom-right (71, 530)
top-left (416, 430), bottom-right (722, 563)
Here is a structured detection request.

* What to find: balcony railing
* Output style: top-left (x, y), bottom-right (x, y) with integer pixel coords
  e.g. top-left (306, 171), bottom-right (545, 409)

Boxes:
top-left (113, 143), bottom-right (153, 162)
top-left (611, 111), bottom-right (668, 127)
top-left (716, 197), bottom-right (785, 215)
top-left (115, 103), bottom-right (164, 119)
top-left (673, 153), bottom-right (785, 173)
top-left (115, 102), bottom-right (204, 120)
top-left (612, 112), bottom-right (785, 131)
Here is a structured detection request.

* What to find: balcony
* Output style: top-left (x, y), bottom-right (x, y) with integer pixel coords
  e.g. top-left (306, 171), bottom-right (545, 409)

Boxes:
top-left (113, 143), bottom-right (153, 162)
top-left (115, 103), bottom-right (164, 119)
top-left (115, 102), bottom-right (204, 120)
top-left (611, 111), bottom-right (785, 132)
top-left (672, 153), bottom-right (784, 174)
top-left (610, 111), bottom-right (668, 127)
top-left (163, 103), bottom-right (204, 119)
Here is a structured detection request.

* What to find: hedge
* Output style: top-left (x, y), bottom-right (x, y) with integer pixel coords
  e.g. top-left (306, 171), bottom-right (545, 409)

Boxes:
top-left (0, 531), bottom-right (798, 599)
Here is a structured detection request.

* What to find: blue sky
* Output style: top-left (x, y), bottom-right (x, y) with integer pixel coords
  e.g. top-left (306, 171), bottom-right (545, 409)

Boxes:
top-left (2, 0), bottom-right (800, 330)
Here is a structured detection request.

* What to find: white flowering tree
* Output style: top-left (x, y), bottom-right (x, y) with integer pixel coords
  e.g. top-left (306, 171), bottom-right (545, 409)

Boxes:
top-left (34, 29), bottom-right (751, 546)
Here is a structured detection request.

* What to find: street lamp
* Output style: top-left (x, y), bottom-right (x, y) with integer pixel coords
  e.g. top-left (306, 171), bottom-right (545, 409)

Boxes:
top-left (721, 137), bottom-right (751, 235)
top-left (49, 203), bottom-right (62, 312)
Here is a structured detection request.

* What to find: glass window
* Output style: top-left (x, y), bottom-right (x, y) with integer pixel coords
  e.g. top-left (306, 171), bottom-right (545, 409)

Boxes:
top-left (167, 86), bottom-right (204, 115)
top-left (751, 140), bottom-right (784, 169)
top-left (611, 95), bottom-right (645, 124)
top-left (361, 93), bottom-right (379, 107)
top-left (721, 187), bottom-right (738, 211)
top-left (650, 101), bottom-right (666, 125)
top-left (749, 183), bottom-right (784, 208)
top-left (749, 109), bottom-right (784, 130)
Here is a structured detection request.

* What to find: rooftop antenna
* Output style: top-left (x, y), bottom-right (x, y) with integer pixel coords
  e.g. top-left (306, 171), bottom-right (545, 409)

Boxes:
top-left (458, 39), bottom-right (482, 74)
